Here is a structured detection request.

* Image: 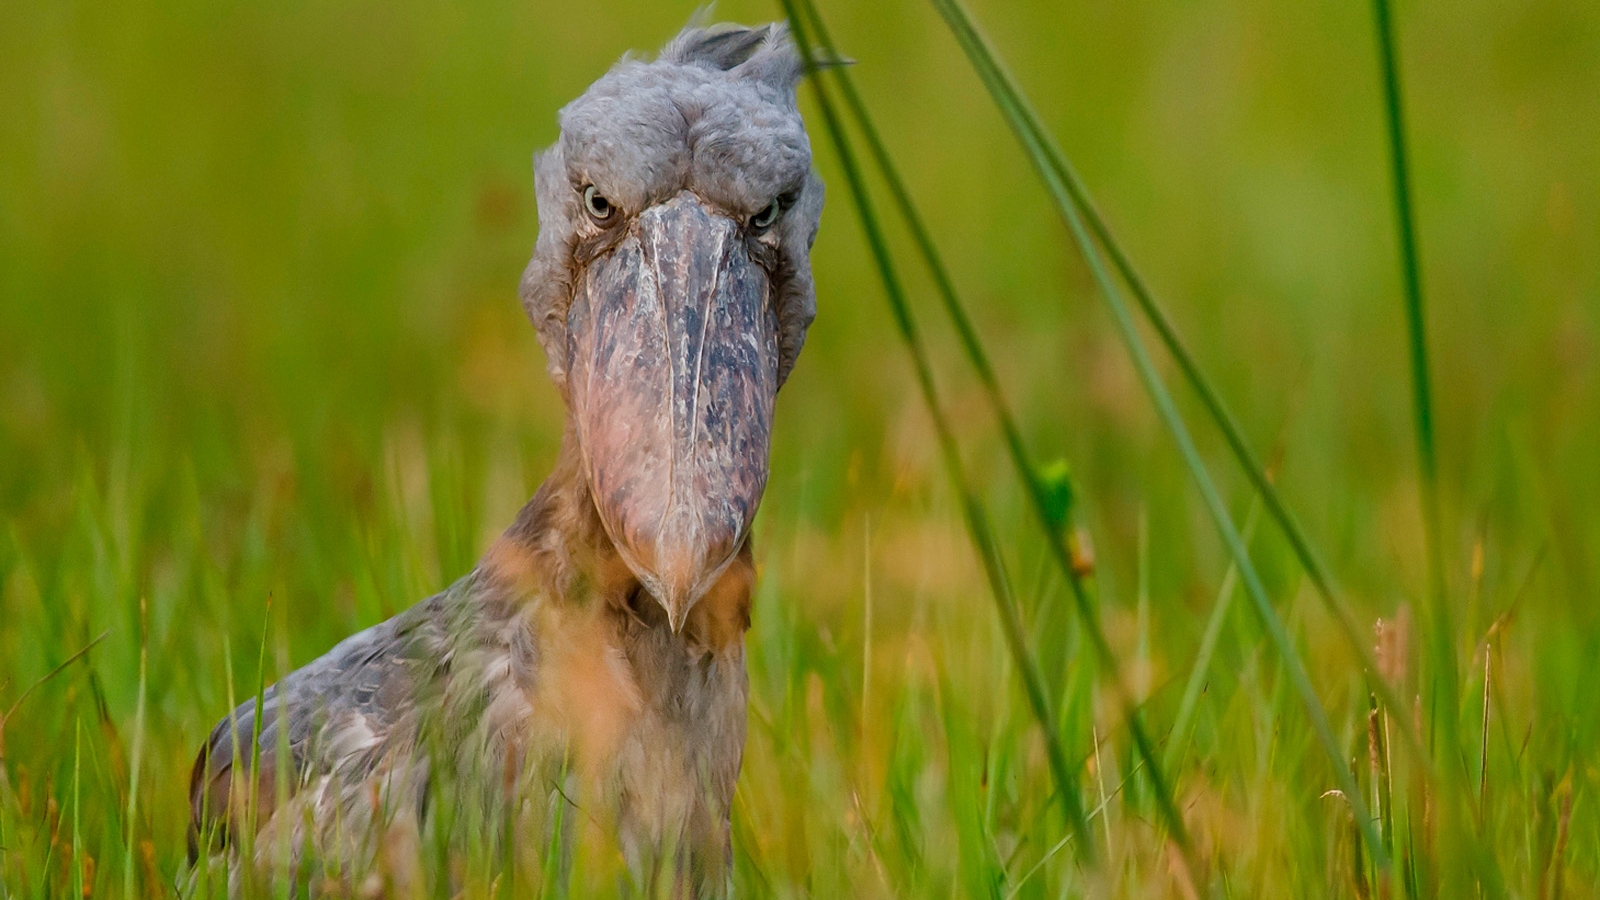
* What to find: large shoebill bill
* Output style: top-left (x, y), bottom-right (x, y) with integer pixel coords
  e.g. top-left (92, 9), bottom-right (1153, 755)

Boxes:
top-left (187, 22), bottom-right (821, 894)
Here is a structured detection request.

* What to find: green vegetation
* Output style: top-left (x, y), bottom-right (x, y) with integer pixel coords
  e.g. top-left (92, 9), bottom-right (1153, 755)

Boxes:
top-left (1, 0), bottom-right (1596, 896)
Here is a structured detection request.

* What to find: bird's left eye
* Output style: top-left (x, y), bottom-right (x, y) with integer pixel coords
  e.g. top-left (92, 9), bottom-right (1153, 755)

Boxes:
top-left (583, 185), bottom-right (613, 222)
top-left (750, 199), bottom-right (781, 231)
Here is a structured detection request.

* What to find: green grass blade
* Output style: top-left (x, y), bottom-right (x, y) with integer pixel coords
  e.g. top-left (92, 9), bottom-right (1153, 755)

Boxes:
top-left (72, 720), bottom-right (83, 900)
top-left (122, 597), bottom-right (149, 899)
top-left (927, 0), bottom-right (1389, 866)
top-left (789, 0), bottom-right (1196, 862)
top-left (241, 596), bottom-right (274, 896)
top-left (1164, 500), bottom-right (1261, 772)
top-left (779, 0), bottom-right (1096, 861)
top-left (1368, 5), bottom-right (1511, 896)
top-left (1370, 0), bottom-right (1455, 737)
top-left (896, 0), bottom-right (1427, 772)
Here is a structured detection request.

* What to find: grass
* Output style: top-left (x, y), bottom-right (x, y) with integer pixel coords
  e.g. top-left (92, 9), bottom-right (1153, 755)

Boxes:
top-left (783, 0), bottom-right (1194, 867)
top-left (781, 0), bottom-right (1102, 857)
top-left (925, 0), bottom-right (1388, 868)
top-left (2, 0), bottom-right (1598, 896)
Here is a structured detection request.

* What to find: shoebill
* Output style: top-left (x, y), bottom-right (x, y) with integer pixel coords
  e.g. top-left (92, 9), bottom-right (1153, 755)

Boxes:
top-left (188, 22), bottom-right (821, 894)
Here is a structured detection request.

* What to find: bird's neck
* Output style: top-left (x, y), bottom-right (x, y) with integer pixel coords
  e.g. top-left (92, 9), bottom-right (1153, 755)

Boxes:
top-left (467, 423), bottom-right (751, 807)
top-left (477, 422), bottom-right (752, 653)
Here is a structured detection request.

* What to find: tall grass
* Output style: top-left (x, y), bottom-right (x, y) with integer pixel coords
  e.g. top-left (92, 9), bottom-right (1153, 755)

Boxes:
top-left (1367, 3), bottom-right (1511, 894)
top-left (1370, 0), bottom-right (1455, 745)
top-left (927, 0), bottom-right (1389, 864)
top-left (782, 0), bottom-right (1198, 866)
top-left (920, 0), bottom-right (1437, 771)
top-left (778, 0), bottom-right (1098, 857)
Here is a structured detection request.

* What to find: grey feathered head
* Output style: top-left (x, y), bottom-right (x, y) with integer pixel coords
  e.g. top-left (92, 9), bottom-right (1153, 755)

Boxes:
top-left (519, 23), bottom-right (823, 630)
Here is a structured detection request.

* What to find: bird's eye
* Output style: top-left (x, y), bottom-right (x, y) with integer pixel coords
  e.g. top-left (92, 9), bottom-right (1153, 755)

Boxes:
top-left (750, 199), bottom-right (781, 231)
top-left (583, 185), bottom-right (612, 222)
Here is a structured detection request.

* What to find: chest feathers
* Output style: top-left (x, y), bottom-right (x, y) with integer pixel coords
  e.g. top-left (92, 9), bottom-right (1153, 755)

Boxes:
top-left (475, 531), bottom-right (753, 856)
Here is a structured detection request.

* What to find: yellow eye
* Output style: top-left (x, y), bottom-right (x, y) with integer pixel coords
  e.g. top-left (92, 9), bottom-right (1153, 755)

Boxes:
top-left (583, 185), bottom-right (612, 221)
top-left (750, 199), bottom-right (780, 231)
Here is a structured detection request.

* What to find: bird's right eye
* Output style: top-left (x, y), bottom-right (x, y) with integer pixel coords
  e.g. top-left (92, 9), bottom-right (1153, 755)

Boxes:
top-left (750, 199), bottom-right (781, 232)
top-left (583, 185), bottom-right (613, 222)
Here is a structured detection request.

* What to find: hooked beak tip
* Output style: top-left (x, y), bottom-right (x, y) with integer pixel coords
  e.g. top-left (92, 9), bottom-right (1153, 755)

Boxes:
top-left (665, 600), bottom-right (690, 635)
top-left (630, 571), bottom-right (691, 634)
top-left (645, 564), bottom-right (700, 635)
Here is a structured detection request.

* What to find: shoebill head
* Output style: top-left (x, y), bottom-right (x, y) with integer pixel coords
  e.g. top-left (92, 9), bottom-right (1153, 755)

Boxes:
top-left (521, 23), bottom-right (822, 632)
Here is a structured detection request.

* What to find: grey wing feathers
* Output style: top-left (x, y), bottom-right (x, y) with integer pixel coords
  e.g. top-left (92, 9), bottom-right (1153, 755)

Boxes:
top-left (188, 595), bottom-right (448, 860)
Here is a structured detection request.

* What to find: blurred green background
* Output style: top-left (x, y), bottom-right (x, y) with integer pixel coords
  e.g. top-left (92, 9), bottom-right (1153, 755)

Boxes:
top-left (1, 0), bottom-right (1596, 895)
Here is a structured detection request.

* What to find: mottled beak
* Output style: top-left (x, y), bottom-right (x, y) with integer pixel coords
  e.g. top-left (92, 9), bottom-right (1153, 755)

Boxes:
top-left (567, 192), bottom-right (778, 632)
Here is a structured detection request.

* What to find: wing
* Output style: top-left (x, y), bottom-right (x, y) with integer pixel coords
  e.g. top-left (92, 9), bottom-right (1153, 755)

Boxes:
top-left (187, 594), bottom-right (450, 861)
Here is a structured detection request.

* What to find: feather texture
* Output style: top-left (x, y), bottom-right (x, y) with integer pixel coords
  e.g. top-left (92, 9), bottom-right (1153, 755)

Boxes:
top-left (189, 442), bottom-right (753, 895)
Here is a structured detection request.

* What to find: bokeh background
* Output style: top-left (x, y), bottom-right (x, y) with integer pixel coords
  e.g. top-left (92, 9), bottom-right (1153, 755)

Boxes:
top-left (1, 0), bottom-right (1595, 895)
